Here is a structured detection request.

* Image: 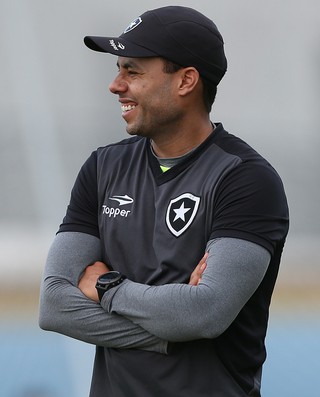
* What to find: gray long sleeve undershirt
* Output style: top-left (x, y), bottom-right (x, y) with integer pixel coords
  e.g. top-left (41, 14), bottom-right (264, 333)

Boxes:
top-left (39, 232), bottom-right (270, 351)
top-left (39, 232), bottom-right (168, 353)
top-left (101, 238), bottom-right (271, 342)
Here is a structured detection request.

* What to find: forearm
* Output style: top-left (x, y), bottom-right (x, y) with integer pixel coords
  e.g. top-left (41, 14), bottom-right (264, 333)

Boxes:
top-left (40, 276), bottom-right (167, 351)
top-left (102, 238), bottom-right (271, 342)
top-left (39, 232), bottom-right (167, 353)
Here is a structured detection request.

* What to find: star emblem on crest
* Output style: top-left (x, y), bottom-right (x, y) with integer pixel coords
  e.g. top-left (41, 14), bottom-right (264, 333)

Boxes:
top-left (173, 202), bottom-right (191, 222)
top-left (166, 193), bottom-right (201, 237)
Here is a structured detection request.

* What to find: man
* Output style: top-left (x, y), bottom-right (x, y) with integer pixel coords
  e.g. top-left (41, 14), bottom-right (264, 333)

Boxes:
top-left (39, 6), bottom-right (289, 397)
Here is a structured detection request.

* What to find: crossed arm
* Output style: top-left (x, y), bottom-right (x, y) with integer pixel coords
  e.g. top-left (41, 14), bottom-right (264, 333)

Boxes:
top-left (79, 237), bottom-right (270, 342)
top-left (40, 231), bottom-right (270, 349)
top-left (39, 232), bottom-right (168, 353)
top-left (39, 231), bottom-right (205, 353)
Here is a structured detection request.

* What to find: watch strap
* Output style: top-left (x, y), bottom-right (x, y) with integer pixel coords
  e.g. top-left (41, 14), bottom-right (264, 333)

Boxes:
top-left (96, 273), bottom-right (126, 301)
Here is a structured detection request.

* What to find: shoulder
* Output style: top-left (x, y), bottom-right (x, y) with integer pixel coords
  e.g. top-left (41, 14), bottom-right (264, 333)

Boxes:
top-left (212, 124), bottom-right (266, 164)
top-left (95, 136), bottom-right (148, 176)
top-left (96, 136), bottom-right (145, 155)
top-left (216, 153), bottom-right (288, 215)
top-left (212, 124), bottom-right (283, 185)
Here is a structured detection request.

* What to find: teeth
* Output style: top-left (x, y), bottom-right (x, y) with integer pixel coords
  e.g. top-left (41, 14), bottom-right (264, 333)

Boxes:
top-left (121, 104), bottom-right (136, 112)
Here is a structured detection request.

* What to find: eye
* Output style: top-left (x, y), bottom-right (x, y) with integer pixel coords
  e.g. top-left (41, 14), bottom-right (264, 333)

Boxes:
top-left (127, 69), bottom-right (139, 75)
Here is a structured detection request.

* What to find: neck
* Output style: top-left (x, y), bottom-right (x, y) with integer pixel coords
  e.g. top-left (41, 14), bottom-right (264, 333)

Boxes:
top-left (151, 119), bottom-right (214, 158)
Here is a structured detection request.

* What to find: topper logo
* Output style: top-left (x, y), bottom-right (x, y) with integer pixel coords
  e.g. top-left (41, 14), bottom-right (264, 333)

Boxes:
top-left (109, 195), bottom-right (134, 206)
top-left (102, 206), bottom-right (131, 218)
top-left (102, 195), bottom-right (133, 218)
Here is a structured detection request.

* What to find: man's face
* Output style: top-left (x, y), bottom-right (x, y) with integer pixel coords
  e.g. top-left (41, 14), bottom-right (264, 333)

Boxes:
top-left (109, 57), bottom-right (183, 138)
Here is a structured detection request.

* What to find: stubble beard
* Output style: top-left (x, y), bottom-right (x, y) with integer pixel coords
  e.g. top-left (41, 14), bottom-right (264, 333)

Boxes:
top-left (125, 103), bottom-right (183, 140)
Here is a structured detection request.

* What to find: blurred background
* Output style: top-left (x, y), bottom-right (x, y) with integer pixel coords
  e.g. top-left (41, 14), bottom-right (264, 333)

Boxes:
top-left (1, 0), bottom-right (319, 396)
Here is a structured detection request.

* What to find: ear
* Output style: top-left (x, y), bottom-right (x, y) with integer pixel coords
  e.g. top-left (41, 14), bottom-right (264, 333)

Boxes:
top-left (178, 67), bottom-right (200, 96)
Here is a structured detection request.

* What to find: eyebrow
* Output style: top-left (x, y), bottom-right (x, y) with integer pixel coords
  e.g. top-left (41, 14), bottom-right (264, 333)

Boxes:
top-left (116, 59), bottom-right (141, 70)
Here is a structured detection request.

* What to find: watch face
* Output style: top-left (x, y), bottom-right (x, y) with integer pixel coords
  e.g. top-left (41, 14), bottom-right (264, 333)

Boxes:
top-left (98, 271), bottom-right (120, 285)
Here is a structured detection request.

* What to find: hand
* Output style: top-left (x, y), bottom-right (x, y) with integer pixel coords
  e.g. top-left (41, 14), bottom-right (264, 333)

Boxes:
top-left (188, 253), bottom-right (208, 286)
top-left (78, 261), bottom-right (110, 302)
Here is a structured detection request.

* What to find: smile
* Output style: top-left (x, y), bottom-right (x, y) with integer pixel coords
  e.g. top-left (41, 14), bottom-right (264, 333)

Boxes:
top-left (121, 104), bottom-right (136, 113)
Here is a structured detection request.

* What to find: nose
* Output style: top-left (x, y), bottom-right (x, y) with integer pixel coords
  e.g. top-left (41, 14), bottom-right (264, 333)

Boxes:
top-left (109, 74), bottom-right (128, 95)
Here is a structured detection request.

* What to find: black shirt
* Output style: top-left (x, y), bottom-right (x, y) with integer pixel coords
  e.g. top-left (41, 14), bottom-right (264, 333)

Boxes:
top-left (59, 123), bottom-right (289, 396)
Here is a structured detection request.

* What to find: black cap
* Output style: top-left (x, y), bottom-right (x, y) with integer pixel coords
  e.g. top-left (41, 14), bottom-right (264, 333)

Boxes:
top-left (84, 6), bottom-right (227, 86)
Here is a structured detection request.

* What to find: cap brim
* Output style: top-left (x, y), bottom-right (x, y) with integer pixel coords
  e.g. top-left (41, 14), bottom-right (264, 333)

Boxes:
top-left (84, 36), bottom-right (159, 58)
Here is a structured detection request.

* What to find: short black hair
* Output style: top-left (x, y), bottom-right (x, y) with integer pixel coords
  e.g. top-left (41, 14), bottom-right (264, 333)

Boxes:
top-left (162, 59), bottom-right (217, 113)
top-left (201, 78), bottom-right (217, 113)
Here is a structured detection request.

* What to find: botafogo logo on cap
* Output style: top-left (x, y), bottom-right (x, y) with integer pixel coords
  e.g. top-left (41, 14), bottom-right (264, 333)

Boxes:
top-left (123, 17), bottom-right (142, 34)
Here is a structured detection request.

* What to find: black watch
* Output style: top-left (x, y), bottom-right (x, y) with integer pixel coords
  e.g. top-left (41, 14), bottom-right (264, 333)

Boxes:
top-left (95, 271), bottom-right (126, 301)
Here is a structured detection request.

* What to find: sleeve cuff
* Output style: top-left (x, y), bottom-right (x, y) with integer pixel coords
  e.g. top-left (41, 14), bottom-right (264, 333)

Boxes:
top-left (100, 278), bottom-right (130, 312)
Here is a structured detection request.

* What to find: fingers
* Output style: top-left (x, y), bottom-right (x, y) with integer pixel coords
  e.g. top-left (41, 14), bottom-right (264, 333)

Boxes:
top-left (79, 261), bottom-right (109, 283)
top-left (88, 261), bottom-right (109, 274)
top-left (78, 261), bottom-right (109, 302)
top-left (199, 252), bottom-right (208, 267)
top-left (188, 252), bottom-right (208, 286)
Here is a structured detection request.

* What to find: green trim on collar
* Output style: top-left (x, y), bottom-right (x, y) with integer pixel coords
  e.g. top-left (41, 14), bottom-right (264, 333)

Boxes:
top-left (160, 165), bottom-right (171, 173)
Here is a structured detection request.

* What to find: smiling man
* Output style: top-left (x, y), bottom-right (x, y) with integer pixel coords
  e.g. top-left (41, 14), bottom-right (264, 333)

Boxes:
top-left (39, 6), bottom-right (289, 397)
